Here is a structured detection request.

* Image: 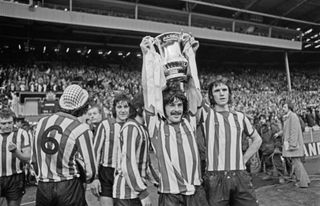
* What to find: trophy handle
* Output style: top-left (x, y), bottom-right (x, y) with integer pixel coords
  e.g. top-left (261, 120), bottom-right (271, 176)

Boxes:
top-left (181, 34), bottom-right (199, 54)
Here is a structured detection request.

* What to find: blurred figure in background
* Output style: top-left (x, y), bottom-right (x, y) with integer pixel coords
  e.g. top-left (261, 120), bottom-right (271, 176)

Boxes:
top-left (257, 114), bottom-right (285, 183)
top-left (281, 100), bottom-right (310, 188)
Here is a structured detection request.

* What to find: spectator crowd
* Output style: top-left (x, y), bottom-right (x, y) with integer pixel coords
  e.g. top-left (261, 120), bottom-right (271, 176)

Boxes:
top-left (0, 63), bottom-right (319, 128)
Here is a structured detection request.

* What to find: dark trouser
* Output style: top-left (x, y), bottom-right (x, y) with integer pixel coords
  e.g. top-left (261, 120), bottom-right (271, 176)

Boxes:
top-left (99, 166), bottom-right (115, 197)
top-left (114, 198), bottom-right (142, 206)
top-left (291, 157), bottom-right (310, 187)
top-left (0, 173), bottom-right (25, 201)
top-left (159, 185), bottom-right (209, 206)
top-left (261, 152), bottom-right (285, 176)
top-left (204, 170), bottom-right (258, 206)
top-left (36, 178), bottom-right (87, 206)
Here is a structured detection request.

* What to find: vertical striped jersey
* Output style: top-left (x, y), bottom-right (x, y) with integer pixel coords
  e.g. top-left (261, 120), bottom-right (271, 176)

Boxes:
top-left (0, 128), bottom-right (30, 177)
top-left (94, 118), bottom-right (122, 168)
top-left (145, 111), bottom-right (201, 195)
top-left (113, 119), bottom-right (150, 199)
top-left (31, 112), bottom-right (96, 183)
top-left (200, 104), bottom-right (255, 171)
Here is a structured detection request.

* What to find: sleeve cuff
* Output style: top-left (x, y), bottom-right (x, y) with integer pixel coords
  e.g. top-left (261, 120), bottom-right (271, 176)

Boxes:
top-left (138, 189), bottom-right (149, 200)
top-left (248, 129), bottom-right (255, 137)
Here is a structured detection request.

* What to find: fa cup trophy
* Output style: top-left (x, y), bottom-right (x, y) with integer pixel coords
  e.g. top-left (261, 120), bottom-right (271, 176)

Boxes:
top-left (141, 31), bottom-right (201, 116)
top-left (152, 32), bottom-right (199, 83)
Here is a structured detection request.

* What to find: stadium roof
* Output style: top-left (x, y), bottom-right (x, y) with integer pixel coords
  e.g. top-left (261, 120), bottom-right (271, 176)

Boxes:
top-left (0, 0), bottom-right (320, 65)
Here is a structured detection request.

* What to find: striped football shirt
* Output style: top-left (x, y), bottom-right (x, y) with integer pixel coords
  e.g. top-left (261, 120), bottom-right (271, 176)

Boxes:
top-left (200, 104), bottom-right (255, 171)
top-left (31, 112), bottom-right (96, 183)
top-left (0, 128), bottom-right (30, 177)
top-left (145, 111), bottom-right (201, 195)
top-left (113, 119), bottom-right (150, 199)
top-left (94, 118), bottom-right (122, 168)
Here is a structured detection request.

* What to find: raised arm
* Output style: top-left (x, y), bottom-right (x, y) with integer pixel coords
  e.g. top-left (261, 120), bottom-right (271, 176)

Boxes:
top-left (140, 36), bottom-right (166, 116)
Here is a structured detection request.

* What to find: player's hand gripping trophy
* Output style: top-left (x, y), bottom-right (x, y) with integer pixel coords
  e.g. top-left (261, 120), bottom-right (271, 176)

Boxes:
top-left (140, 32), bottom-right (202, 116)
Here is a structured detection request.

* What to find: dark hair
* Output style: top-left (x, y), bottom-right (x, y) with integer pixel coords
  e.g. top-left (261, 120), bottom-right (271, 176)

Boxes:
top-left (128, 93), bottom-right (144, 119)
top-left (280, 99), bottom-right (294, 112)
top-left (59, 100), bottom-right (90, 117)
top-left (0, 109), bottom-right (15, 119)
top-left (208, 77), bottom-right (232, 107)
top-left (162, 87), bottom-right (188, 116)
top-left (112, 93), bottom-right (131, 118)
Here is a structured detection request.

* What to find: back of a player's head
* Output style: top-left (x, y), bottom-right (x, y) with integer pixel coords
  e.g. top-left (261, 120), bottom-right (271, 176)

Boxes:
top-left (0, 108), bottom-right (14, 120)
top-left (162, 87), bottom-right (188, 115)
top-left (59, 84), bottom-right (90, 117)
top-left (128, 93), bottom-right (144, 119)
top-left (208, 76), bottom-right (232, 106)
top-left (112, 93), bottom-right (131, 118)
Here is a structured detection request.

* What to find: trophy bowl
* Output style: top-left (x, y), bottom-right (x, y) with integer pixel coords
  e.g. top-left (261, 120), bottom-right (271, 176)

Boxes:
top-left (153, 32), bottom-right (190, 82)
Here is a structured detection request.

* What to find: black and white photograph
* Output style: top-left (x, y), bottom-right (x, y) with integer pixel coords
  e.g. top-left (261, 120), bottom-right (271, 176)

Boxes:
top-left (0, 0), bottom-right (320, 205)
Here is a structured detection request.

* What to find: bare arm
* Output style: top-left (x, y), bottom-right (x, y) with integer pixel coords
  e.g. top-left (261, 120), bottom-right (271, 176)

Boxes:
top-left (243, 130), bottom-right (262, 164)
top-left (9, 144), bottom-right (31, 162)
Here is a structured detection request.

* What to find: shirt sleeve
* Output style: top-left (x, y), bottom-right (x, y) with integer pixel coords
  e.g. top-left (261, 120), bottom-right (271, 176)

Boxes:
top-left (20, 129), bottom-right (31, 148)
top-left (93, 121), bottom-right (107, 165)
top-left (288, 114), bottom-right (300, 147)
top-left (243, 114), bottom-right (255, 137)
top-left (145, 109), bottom-right (159, 140)
top-left (120, 124), bottom-right (148, 199)
top-left (76, 129), bottom-right (97, 183)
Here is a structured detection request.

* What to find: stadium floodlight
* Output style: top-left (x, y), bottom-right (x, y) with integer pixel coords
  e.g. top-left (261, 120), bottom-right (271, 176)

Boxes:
top-left (304, 28), bottom-right (313, 35)
top-left (304, 44), bottom-right (311, 48)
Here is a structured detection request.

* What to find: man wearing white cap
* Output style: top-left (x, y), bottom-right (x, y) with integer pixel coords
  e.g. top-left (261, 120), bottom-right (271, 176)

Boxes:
top-left (31, 84), bottom-right (97, 206)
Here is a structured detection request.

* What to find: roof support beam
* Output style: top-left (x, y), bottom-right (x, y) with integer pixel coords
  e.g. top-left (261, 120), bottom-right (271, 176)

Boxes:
top-left (233, 0), bottom-right (261, 18)
top-left (180, 0), bottom-right (320, 26)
